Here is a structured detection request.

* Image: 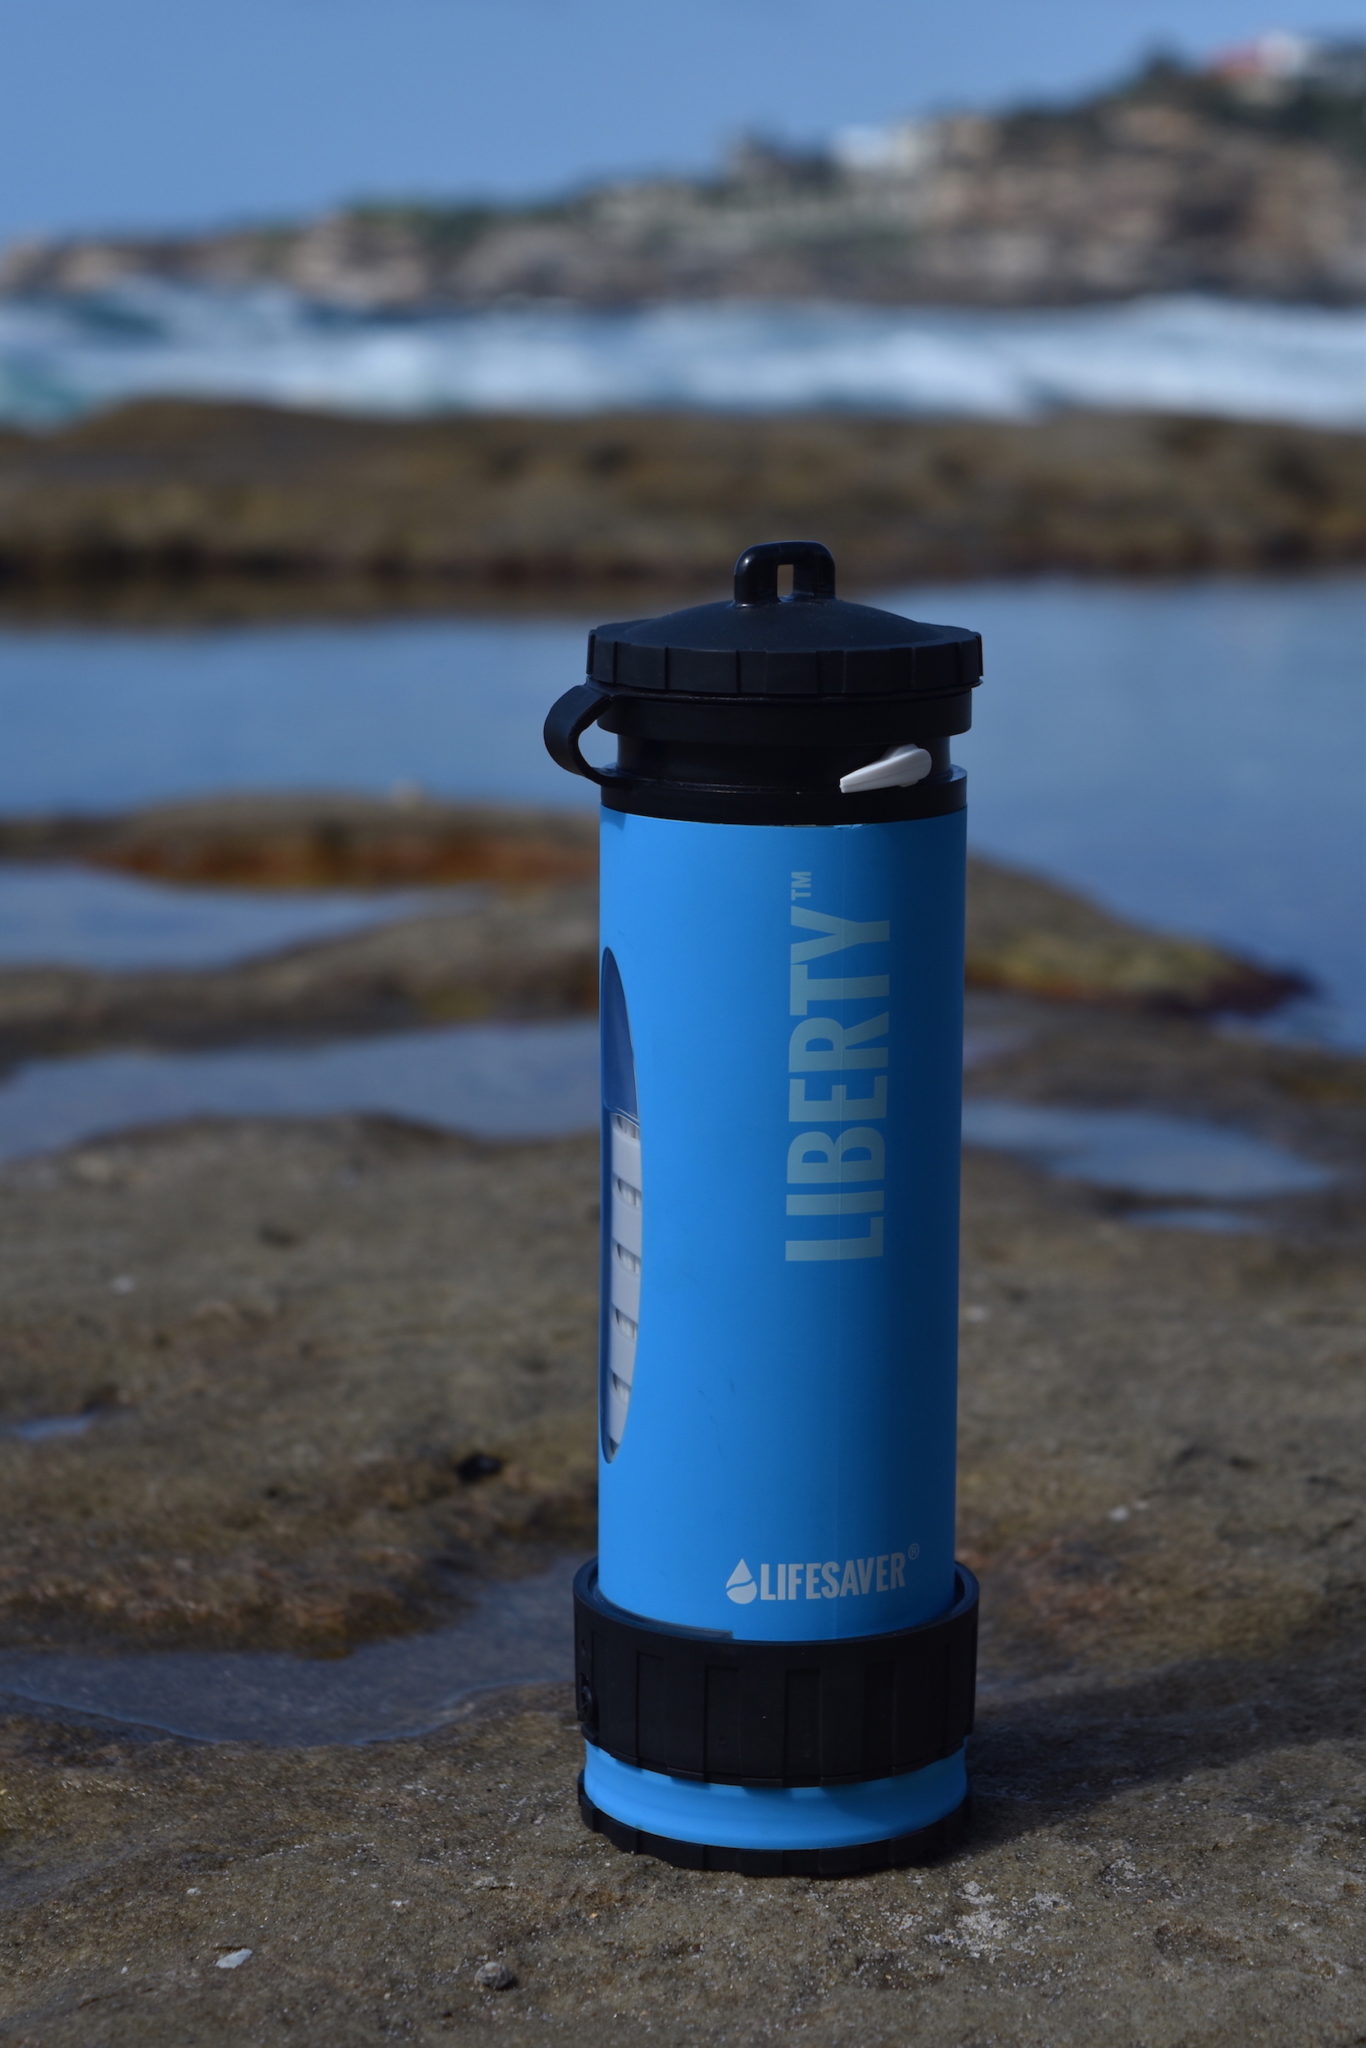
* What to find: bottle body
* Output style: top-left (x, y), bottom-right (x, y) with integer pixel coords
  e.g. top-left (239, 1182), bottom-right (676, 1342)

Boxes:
top-left (552, 539), bottom-right (983, 1872)
top-left (598, 805), bottom-right (965, 1635)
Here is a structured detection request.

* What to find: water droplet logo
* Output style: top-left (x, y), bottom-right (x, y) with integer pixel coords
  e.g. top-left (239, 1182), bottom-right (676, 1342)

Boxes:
top-left (725, 1558), bottom-right (757, 1605)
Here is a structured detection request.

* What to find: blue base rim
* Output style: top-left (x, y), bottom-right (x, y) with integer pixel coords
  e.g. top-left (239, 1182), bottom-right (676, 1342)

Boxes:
top-left (583, 1740), bottom-right (968, 1848)
top-left (578, 1775), bottom-right (970, 1878)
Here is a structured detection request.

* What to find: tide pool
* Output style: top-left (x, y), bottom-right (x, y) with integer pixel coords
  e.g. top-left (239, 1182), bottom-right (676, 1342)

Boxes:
top-left (1, 576), bottom-right (1361, 1042)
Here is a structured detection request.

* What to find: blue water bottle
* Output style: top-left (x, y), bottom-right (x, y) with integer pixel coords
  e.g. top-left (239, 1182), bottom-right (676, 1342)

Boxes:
top-left (545, 540), bottom-right (982, 1875)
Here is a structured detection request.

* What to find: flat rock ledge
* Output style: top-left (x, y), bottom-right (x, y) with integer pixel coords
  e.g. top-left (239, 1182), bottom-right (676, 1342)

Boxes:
top-left (0, 797), bottom-right (1303, 1067)
top-left (0, 794), bottom-right (1361, 2044)
top-left (0, 986), bottom-right (1363, 2043)
top-left (1, 403), bottom-right (1363, 598)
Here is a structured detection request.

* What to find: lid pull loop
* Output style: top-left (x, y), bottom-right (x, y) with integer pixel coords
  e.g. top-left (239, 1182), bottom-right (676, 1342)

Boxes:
top-left (732, 540), bottom-right (836, 608)
top-left (544, 680), bottom-right (613, 785)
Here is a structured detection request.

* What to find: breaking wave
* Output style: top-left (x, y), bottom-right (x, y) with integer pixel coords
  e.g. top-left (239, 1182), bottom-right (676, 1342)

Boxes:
top-left (0, 283), bottom-right (1363, 428)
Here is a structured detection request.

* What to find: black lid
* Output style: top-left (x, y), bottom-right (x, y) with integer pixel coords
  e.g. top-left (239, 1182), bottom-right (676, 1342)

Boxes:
top-left (588, 540), bottom-right (981, 702)
top-left (547, 538), bottom-right (983, 824)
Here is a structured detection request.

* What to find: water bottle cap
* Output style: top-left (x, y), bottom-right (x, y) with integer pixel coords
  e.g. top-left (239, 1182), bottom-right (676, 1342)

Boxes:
top-left (587, 541), bottom-right (981, 703)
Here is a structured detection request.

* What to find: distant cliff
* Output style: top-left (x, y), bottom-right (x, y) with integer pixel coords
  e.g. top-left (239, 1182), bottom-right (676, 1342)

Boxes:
top-left (4, 59), bottom-right (1366, 310)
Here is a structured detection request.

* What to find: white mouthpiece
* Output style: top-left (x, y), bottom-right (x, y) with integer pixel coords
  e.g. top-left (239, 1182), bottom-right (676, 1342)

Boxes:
top-left (839, 743), bottom-right (933, 795)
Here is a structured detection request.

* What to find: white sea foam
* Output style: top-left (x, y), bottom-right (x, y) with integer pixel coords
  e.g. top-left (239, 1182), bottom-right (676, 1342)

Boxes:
top-left (0, 284), bottom-right (1362, 427)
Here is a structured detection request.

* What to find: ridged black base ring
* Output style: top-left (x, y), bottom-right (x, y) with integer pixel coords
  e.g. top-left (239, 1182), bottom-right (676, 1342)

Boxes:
top-left (578, 1775), bottom-right (970, 1878)
top-left (576, 1562), bottom-right (979, 1788)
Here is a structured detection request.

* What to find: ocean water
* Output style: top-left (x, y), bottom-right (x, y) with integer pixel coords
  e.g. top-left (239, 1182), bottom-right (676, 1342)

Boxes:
top-left (0, 1018), bottom-right (601, 1162)
top-left (0, 1015), bottom-right (1006, 1167)
top-left (1, 286), bottom-right (1364, 429)
top-left (0, 1021), bottom-right (1332, 1207)
top-left (0, 1553), bottom-right (579, 1744)
top-left (0, 577), bottom-right (1361, 1044)
top-left (957, 1101), bottom-right (1333, 1201)
top-left (0, 864), bottom-right (464, 970)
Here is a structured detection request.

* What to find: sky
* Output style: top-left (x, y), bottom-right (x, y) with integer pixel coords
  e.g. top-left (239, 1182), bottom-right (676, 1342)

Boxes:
top-left (0, 0), bottom-right (1355, 242)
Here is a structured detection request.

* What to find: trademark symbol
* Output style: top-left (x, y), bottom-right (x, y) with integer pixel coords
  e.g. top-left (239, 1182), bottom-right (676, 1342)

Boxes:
top-left (790, 870), bottom-right (812, 901)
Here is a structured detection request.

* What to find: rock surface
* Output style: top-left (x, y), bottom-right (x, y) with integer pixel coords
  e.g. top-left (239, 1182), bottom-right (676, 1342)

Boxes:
top-left (0, 799), bottom-right (1305, 1067)
top-left (0, 1118), bottom-right (598, 1650)
top-left (0, 988), bottom-right (1363, 2042)
top-left (1, 991), bottom-right (1360, 1659)
top-left (1, 404), bottom-right (1363, 600)
top-left (3, 794), bottom-right (599, 890)
top-left (0, 887), bottom-right (601, 1064)
top-left (0, 779), bottom-right (1362, 2041)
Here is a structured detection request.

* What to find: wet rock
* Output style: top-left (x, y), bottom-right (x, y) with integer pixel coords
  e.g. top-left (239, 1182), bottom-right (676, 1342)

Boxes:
top-left (0, 811), bottom-right (1302, 1067)
top-left (0, 403), bottom-right (1362, 601)
top-left (0, 883), bottom-right (599, 1064)
top-left (0, 791), bottom-right (597, 885)
top-left (0, 791), bottom-right (598, 890)
top-left (964, 855), bottom-right (1307, 1016)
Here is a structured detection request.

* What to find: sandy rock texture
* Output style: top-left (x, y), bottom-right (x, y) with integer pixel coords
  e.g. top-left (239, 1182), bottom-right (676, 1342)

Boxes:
top-left (0, 1118), bottom-right (598, 1651)
top-left (0, 1653), bottom-right (1362, 2048)
top-left (1, 404), bottom-right (1363, 601)
top-left (1, 988), bottom-right (1359, 1661)
top-left (0, 1001), bottom-right (1363, 2040)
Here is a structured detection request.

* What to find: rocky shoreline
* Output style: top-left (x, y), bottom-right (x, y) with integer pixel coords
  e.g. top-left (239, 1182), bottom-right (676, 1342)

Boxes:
top-left (0, 803), bottom-right (1361, 2041)
top-left (1, 403), bottom-right (1364, 605)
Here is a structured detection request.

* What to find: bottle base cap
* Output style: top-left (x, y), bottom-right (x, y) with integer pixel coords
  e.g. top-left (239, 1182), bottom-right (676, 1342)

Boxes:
top-left (578, 1774), bottom-right (970, 1878)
